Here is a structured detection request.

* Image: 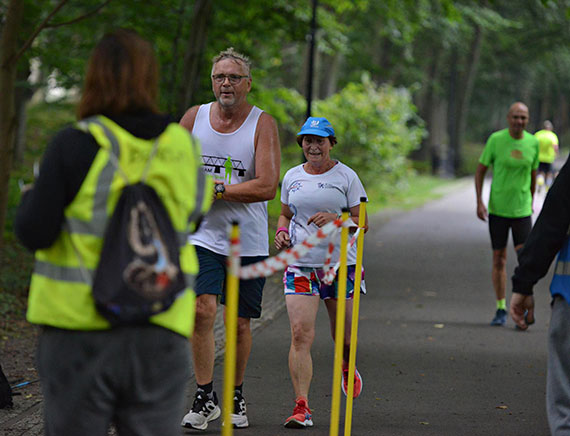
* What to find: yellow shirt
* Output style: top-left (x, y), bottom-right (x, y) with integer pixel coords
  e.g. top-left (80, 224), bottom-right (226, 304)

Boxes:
top-left (535, 129), bottom-right (559, 163)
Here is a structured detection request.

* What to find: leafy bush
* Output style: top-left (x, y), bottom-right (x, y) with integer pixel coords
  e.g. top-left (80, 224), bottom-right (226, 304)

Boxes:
top-left (314, 74), bottom-right (425, 197)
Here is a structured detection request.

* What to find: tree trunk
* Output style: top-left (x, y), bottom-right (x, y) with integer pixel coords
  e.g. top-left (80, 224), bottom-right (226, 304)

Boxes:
top-left (165, 0), bottom-right (190, 115)
top-left (555, 93), bottom-right (568, 137)
top-left (447, 20), bottom-right (483, 176)
top-left (176, 0), bottom-right (213, 118)
top-left (412, 45), bottom-right (442, 165)
top-left (318, 52), bottom-right (342, 99)
top-left (14, 64), bottom-right (34, 164)
top-left (454, 22), bottom-right (484, 174)
top-left (0, 0), bottom-right (25, 251)
top-left (446, 47), bottom-right (458, 176)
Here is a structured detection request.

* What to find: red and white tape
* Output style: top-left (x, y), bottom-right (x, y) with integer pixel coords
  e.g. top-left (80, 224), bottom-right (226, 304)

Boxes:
top-left (238, 218), bottom-right (358, 280)
top-left (320, 227), bottom-right (361, 285)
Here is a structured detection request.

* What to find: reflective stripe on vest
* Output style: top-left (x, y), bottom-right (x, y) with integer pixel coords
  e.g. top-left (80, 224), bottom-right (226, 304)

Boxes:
top-left (69, 118), bottom-right (207, 245)
top-left (550, 234), bottom-right (570, 303)
top-left (35, 117), bottom-right (203, 286)
top-left (555, 260), bottom-right (570, 276)
top-left (34, 258), bottom-right (196, 290)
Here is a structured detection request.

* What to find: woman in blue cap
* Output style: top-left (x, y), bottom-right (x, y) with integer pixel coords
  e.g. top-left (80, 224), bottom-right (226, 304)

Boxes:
top-left (274, 116), bottom-right (369, 428)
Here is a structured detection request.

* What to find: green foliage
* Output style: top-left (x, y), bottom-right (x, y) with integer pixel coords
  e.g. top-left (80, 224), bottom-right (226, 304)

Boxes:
top-left (0, 233), bottom-right (33, 321)
top-left (460, 141), bottom-right (484, 176)
top-left (313, 74), bottom-right (425, 198)
top-left (249, 84), bottom-right (306, 137)
top-left (26, 101), bottom-right (76, 153)
top-left (249, 83), bottom-right (307, 169)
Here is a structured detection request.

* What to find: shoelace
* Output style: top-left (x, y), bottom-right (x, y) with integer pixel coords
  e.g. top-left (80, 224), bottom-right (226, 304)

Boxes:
top-left (293, 402), bottom-right (310, 416)
top-left (192, 393), bottom-right (209, 412)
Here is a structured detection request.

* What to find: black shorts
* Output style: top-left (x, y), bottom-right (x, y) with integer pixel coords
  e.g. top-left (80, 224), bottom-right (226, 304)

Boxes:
top-left (488, 214), bottom-right (532, 250)
top-left (194, 245), bottom-right (266, 319)
top-left (538, 162), bottom-right (553, 174)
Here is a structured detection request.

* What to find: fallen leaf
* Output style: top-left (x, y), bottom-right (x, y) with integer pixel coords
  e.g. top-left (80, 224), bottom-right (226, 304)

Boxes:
top-left (419, 422), bottom-right (429, 425)
top-left (496, 405), bottom-right (508, 410)
top-left (434, 324), bottom-right (445, 329)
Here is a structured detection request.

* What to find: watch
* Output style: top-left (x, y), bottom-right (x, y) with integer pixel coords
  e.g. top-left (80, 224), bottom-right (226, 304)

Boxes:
top-left (215, 183), bottom-right (225, 199)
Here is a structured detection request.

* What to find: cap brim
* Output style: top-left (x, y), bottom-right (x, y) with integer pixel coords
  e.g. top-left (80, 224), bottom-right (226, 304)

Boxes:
top-left (296, 128), bottom-right (330, 137)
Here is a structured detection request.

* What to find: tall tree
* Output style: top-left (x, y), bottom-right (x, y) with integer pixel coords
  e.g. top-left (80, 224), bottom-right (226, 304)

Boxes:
top-left (0, 0), bottom-right (111, 250)
top-left (0, 0), bottom-right (25, 252)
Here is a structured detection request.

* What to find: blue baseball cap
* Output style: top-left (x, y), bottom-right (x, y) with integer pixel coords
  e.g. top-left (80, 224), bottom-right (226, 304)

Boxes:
top-left (297, 117), bottom-right (335, 137)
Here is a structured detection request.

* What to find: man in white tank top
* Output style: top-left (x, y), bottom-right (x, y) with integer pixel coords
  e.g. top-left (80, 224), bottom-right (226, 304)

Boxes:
top-left (179, 48), bottom-right (280, 430)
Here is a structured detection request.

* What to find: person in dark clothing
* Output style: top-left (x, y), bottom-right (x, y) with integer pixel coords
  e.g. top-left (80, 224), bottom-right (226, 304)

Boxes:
top-left (510, 156), bottom-right (570, 435)
top-left (0, 363), bottom-right (13, 409)
top-left (14, 29), bottom-right (211, 436)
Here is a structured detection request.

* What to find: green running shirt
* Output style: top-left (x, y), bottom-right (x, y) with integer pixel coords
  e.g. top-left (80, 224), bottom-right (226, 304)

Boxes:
top-left (479, 129), bottom-right (539, 218)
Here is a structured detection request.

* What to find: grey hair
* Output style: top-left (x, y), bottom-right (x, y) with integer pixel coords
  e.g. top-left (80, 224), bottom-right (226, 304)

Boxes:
top-left (544, 120), bottom-right (554, 130)
top-left (211, 48), bottom-right (251, 76)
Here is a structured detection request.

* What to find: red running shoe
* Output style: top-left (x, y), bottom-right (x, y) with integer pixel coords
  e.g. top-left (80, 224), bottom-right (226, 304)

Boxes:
top-left (284, 397), bottom-right (313, 428)
top-left (342, 367), bottom-right (363, 398)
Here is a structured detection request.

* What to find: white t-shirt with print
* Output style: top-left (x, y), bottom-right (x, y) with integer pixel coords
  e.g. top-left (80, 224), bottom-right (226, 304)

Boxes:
top-left (280, 161), bottom-right (367, 267)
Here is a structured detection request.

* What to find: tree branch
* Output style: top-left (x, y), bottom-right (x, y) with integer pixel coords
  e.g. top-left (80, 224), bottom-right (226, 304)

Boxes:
top-left (11, 0), bottom-right (69, 64)
top-left (45, 0), bottom-right (113, 29)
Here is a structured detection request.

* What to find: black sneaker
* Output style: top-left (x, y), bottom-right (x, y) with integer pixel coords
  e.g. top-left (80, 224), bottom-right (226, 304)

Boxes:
top-left (181, 390), bottom-right (221, 430)
top-left (229, 390), bottom-right (249, 428)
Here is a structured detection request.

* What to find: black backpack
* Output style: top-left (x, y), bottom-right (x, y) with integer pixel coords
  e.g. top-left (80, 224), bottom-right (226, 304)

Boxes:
top-left (76, 133), bottom-right (186, 325)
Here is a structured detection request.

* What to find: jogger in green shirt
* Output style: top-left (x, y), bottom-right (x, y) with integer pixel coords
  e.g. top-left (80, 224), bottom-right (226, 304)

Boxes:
top-left (475, 102), bottom-right (539, 326)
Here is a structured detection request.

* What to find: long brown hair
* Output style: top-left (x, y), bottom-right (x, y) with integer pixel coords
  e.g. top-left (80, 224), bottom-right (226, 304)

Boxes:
top-left (77, 29), bottom-right (159, 119)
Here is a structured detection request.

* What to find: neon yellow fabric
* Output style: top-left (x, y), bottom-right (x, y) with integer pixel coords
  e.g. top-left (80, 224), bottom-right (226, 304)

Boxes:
top-left (479, 129), bottom-right (539, 218)
top-left (535, 129), bottom-right (559, 164)
top-left (27, 116), bottom-right (212, 336)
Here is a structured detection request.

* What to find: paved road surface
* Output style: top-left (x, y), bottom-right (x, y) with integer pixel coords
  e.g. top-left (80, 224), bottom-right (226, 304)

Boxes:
top-left (1, 177), bottom-right (554, 435)
top-left (186, 179), bottom-right (552, 436)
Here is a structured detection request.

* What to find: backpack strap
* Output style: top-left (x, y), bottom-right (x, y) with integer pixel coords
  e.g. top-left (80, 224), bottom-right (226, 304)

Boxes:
top-left (70, 116), bottom-right (161, 285)
top-left (77, 116), bottom-right (159, 184)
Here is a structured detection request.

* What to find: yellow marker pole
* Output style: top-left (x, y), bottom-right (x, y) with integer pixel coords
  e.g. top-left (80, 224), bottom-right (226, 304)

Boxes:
top-left (330, 209), bottom-right (350, 436)
top-left (222, 222), bottom-right (240, 436)
top-left (344, 198), bottom-right (367, 436)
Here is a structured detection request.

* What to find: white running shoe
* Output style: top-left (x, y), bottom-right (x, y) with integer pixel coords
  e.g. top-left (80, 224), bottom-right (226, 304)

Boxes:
top-left (181, 390), bottom-right (221, 430)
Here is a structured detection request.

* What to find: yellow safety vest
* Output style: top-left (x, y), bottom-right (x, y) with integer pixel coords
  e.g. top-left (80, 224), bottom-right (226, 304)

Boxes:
top-left (27, 115), bottom-right (212, 337)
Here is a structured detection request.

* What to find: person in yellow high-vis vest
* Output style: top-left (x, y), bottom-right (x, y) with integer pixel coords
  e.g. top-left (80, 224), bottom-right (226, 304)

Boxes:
top-left (535, 120), bottom-right (560, 192)
top-left (14, 29), bottom-right (212, 436)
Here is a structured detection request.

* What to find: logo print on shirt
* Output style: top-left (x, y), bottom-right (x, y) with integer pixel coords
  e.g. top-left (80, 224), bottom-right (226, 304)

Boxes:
top-left (511, 149), bottom-right (523, 160)
top-left (224, 157), bottom-right (233, 184)
top-left (201, 155), bottom-right (247, 183)
top-left (318, 183), bottom-right (335, 189)
top-left (290, 181), bottom-right (303, 193)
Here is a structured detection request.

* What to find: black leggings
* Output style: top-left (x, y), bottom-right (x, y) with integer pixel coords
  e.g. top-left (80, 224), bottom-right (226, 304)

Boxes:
top-left (488, 214), bottom-right (532, 251)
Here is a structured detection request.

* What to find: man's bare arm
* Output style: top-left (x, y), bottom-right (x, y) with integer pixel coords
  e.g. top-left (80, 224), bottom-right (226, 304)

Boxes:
top-left (179, 105), bottom-right (200, 132)
top-left (223, 112), bottom-right (280, 203)
top-left (475, 163), bottom-right (488, 221)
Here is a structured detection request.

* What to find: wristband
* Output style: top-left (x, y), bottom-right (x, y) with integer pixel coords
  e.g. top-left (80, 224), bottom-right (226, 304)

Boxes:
top-left (276, 227), bottom-right (289, 236)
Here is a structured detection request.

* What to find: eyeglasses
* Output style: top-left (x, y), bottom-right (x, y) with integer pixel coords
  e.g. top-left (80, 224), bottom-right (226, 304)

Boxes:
top-left (212, 74), bottom-right (249, 84)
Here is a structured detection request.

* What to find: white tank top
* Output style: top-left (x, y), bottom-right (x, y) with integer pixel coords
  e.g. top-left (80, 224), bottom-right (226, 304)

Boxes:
top-left (189, 102), bottom-right (268, 256)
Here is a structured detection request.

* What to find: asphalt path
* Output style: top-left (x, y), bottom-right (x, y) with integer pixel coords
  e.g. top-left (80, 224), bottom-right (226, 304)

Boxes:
top-left (184, 178), bottom-right (552, 436)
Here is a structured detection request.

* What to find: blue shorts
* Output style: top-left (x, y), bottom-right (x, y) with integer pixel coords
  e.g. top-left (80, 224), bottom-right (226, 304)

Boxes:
top-left (194, 245), bottom-right (266, 319)
top-left (283, 265), bottom-right (366, 299)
